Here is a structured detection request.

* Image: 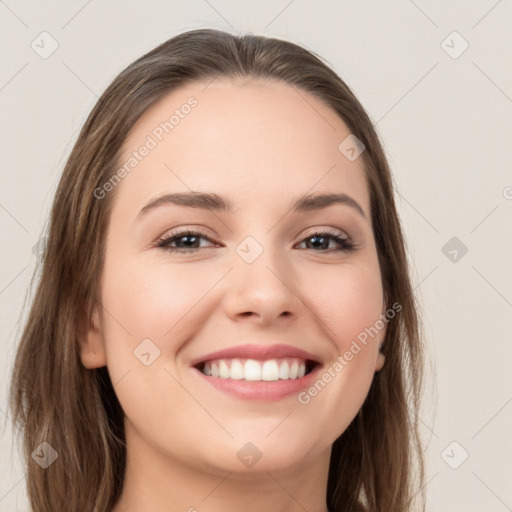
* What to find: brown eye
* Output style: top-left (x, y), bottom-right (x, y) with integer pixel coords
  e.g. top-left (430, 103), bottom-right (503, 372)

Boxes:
top-left (297, 231), bottom-right (356, 252)
top-left (156, 230), bottom-right (216, 253)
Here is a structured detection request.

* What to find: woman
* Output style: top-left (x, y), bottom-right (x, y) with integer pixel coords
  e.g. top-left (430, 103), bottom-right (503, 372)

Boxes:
top-left (9, 28), bottom-right (426, 512)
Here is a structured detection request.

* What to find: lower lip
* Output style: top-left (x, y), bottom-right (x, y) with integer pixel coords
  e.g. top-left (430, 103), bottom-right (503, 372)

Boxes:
top-left (192, 364), bottom-right (322, 402)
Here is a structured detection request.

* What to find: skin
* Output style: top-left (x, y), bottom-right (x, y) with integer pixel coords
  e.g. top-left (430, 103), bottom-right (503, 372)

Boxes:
top-left (80, 77), bottom-right (386, 512)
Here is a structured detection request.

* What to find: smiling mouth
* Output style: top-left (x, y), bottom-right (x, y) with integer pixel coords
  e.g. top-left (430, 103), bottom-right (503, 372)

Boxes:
top-left (194, 357), bottom-right (318, 381)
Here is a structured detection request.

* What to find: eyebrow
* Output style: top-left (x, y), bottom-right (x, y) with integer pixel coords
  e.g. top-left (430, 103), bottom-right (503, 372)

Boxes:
top-left (136, 191), bottom-right (367, 219)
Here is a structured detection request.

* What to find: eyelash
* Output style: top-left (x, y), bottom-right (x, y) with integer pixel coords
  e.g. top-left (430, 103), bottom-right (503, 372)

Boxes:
top-left (155, 228), bottom-right (357, 254)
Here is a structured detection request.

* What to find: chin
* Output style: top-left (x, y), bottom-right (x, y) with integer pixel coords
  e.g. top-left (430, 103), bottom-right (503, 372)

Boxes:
top-left (194, 434), bottom-right (322, 476)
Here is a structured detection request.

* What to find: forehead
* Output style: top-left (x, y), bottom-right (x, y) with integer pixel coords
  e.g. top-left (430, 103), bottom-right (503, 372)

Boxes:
top-left (115, 77), bottom-right (369, 215)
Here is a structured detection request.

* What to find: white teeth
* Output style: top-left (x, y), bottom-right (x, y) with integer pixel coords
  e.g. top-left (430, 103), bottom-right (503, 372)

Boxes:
top-left (230, 358), bottom-right (244, 379)
top-left (289, 360), bottom-right (299, 379)
top-left (219, 360), bottom-right (230, 379)
top-left (278, 360), bottom-right (289, 379)
top-left (262, 360), bottom-right (279, 381)
top-left (244, 360), bottom-right (262, 381)
top-left (200, 357), bottom-right (310, 381)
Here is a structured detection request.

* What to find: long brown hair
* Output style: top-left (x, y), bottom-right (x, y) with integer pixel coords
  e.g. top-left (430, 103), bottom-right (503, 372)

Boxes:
top-left (8, 28), bottom-right (426, 511)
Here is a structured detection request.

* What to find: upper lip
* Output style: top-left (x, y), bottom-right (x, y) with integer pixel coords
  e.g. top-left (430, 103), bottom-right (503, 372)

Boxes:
top-left (190, 343), bottom-right (323, 367)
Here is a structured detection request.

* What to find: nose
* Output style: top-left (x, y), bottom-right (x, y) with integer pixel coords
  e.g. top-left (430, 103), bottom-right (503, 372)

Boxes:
top-left (222, 249), bottom-right (300, 326)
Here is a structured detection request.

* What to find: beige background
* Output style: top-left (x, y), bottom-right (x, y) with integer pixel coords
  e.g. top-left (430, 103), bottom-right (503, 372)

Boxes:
top-left (1, 1), bottom-right (511, 510)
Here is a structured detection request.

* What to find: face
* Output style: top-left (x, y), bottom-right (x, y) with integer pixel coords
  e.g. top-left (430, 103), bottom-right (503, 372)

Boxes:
top-left (80, 77), bottom-right (386, 477)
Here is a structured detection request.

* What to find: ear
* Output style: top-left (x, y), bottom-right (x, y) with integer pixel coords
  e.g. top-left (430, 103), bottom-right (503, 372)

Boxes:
top-left (375, 347), bottom-right (385, 372)
top-left (374, 296), bottom-right (387, 372)
top-left (78, 303), bottom-right (107, 369)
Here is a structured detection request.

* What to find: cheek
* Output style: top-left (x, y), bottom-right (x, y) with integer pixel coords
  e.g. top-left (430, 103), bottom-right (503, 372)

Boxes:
top-left (311, 262), bottom-right (384, 349)
top-left (98, 256), bottom-right (206, 421)
top-left (100, 254), bottom-right (206, 343)
top-left (300, 262), bottom-right (384, 430)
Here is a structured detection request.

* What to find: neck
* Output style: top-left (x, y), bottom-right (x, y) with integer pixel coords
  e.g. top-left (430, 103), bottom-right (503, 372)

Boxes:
top-left (111, 420), bottom-right (331, 512)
